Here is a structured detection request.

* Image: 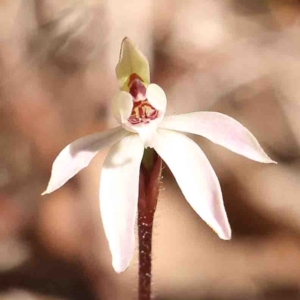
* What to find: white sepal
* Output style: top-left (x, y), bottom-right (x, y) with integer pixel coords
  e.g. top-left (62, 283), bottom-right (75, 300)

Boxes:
top-left (100, 133), bottom-right (144, 273)
top-left (154, 129), bottom-right (231, 240)
top-left (42, 127), bottom-right (128, 195)
top-left (159, 112), bottom-right (275, 163)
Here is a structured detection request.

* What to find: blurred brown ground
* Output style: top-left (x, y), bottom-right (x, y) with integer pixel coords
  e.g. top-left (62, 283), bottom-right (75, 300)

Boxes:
top-left (1, 0), bottom-right (300, 299)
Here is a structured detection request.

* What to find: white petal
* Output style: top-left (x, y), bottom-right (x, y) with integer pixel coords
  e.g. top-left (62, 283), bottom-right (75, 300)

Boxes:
top-left (112, 91), bottom-right (133, 124)
top-left (146, 83), bottom-right (167, 112)
top-left (159, 112), bottom-right (275, 163)
top-left (100, 134), bottom-right (144, 273)
top-left (115, 38), bottom-right (150, 91)
top-left (42, 127), bottom-right (128, 195)
top-left (154, 129), bottom-right (231, 240)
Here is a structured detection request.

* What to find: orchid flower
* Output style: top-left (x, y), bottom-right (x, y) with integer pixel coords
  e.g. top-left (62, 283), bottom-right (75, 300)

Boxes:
top-left (42, 38), bottom-right (275, 273)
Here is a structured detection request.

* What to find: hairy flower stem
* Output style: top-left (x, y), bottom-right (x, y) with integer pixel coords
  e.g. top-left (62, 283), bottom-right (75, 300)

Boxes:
top-left (138, 150), bottom-right (162, 300)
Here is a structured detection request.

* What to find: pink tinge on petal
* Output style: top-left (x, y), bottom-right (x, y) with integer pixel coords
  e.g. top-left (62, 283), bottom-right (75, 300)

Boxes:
top-left (159, 112), bottom-right (276, 164)
top-left (100, 134), bottom-right (144, 273)
top-left (154, 129), bottom-right (231, 240)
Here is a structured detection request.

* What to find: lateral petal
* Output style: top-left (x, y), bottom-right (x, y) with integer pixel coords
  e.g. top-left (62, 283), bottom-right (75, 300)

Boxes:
top-left (100, 134), bottom-right (144, 273)
top-left (146, 83), bottom-right (167, 112)
top-left (42, 127), bottom-right (128, 195)
top-left (154, 129), bottom-right (231, 240)
top-left (112, 91), bottom-right (133, 124)
top-left (159, 112), bottom-right (275, 163)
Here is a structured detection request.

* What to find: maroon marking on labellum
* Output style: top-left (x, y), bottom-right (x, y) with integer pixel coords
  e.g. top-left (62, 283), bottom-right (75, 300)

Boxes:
top-left (127, 73), bottom-right (159, 125)
top-left (128, 101), bottom-right (159, 125)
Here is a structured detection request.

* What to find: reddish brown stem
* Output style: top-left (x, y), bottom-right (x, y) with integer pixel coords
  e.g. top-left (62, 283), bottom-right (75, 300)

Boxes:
top-left (138, 152), bottom-right (162, 300)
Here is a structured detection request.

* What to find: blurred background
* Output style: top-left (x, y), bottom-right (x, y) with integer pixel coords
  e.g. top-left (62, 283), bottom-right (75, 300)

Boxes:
top-left (1, 0), bottom-right (300, 299)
